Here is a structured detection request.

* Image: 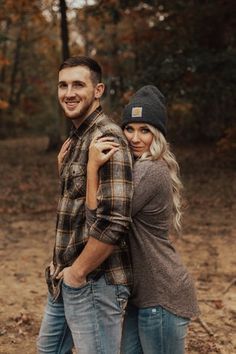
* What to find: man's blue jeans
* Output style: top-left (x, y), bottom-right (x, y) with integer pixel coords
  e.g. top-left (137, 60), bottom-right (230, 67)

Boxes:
top-left (37, 275), bottom-right (130, 354)
top-left (121, 304), bottom-right (189, 354)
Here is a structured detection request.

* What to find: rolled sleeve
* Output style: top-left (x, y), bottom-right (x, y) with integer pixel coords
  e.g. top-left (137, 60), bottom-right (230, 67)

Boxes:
top-left (85, 205), bottom-right (96, 229)
top-left (89, 140), bottom-right (133, 245)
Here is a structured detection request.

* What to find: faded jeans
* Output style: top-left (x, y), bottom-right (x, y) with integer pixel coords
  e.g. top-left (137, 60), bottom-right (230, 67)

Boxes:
top-left (121, 304), bottom-right (190, 354)
top-left (37, 275), bottom-right (130, 354)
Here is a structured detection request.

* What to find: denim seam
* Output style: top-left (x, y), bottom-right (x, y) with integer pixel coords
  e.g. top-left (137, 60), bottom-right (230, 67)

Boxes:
top-left (161, 306), bottom-right (166, 354)
top-left (91, 282), bottom-right (103, 353)
top-left (57, 322), bottom-right (71, 354)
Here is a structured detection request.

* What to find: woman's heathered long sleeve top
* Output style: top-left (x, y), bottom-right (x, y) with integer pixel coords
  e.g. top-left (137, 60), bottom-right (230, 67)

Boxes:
top-left (129, 159), bottom-right (199, 319)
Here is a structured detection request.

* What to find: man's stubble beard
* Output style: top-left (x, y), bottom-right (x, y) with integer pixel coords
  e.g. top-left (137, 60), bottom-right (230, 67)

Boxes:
top-left (64, 97), bottom-right (96, 122)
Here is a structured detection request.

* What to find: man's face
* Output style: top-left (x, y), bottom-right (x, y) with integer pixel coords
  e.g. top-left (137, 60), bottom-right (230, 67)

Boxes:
top-left (58, 66), bottom-right (103, 127)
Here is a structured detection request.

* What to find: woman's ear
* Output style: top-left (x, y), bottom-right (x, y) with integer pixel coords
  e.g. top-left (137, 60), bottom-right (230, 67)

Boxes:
top-left (95, 83), bottom-right (105, 99)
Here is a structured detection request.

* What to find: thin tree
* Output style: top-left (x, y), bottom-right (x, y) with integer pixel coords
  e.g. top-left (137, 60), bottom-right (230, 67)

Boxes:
top-left (59, 0), bottom-right (71, 135)
top-left (59, 0), bottom-right (70, 61)
top-left (47, 0), bottom-right (71, 150)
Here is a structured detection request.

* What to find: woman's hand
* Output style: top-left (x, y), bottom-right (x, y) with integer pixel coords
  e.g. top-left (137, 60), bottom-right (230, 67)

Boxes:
top-left (88, 136), bottom-right (119, 171)
top-left (57, 138), bottom-right (71, 174)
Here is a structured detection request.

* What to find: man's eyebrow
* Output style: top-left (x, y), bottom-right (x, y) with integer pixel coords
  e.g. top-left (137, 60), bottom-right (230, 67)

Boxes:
top-left (58, 80), bottom-right (85, 85)
top-left (73, 80), bottom-right (85, 85)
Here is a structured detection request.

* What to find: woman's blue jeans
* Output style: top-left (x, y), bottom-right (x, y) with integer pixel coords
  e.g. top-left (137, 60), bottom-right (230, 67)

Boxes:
top-left (37, 275), bottom-right (130, 354)
top-left (121, 304), bottom-right (189, 354)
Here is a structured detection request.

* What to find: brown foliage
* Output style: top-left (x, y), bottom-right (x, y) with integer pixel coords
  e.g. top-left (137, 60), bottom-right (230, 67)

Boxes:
top-left (217, 128), bottom-right (236, 153)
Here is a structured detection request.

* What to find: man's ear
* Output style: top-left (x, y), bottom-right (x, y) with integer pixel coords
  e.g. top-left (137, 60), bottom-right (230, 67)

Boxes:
top-left (95, 83), bottom-right (105, 99)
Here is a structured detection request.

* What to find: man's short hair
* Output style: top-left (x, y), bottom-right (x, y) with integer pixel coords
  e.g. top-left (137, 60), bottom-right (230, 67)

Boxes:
top-left (59, 56), bottom-right (102, 85)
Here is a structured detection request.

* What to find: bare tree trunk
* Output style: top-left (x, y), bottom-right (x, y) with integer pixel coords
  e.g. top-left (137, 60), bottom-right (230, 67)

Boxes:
top-left (15, 68), bottom-right (25, 106)
top-left (47, 0), bottom-right (71, 151)
top-left (83, 0), bottom-right (89, 55)
top-left (59, 0), bottom-right (71, 135)
top-left (59, 0), bottom-right (70, 60)
top-left (9, 36), bottom-right (22, 106)
top-left (0, 19), bottom-right (10, 137)
top-left (0, 19), bottom-right (10, 84)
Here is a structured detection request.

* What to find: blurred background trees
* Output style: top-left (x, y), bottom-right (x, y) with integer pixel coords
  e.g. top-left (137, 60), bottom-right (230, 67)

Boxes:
top-left (0, 0), bottom-right (235, 146)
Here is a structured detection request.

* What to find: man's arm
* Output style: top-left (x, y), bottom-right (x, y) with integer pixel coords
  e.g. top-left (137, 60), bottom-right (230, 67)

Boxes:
top-left (59, 160), bottom-right (116, 286)
top-left (59, 137), bottom-right (133, 286)
top-left (61, 237), bottom-right (115, 286)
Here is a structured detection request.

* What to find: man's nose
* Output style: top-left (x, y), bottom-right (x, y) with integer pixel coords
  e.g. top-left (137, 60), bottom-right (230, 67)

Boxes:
top-left (65, 85), bottom-right (76, 97)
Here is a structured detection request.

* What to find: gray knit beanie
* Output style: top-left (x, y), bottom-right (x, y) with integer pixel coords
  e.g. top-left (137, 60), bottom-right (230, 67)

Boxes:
top-left (122, 85), bottom-right (167, 137)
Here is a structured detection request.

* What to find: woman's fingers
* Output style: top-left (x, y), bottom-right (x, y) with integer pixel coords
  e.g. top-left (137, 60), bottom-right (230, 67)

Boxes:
top-left (91, 135), bottom-right (118, 145)
top-left (88, 136), bottom-right (120, 168)
top-left (59, 138), bottom-right (72, 156)
top-left (102, 147), bottom-right (119, 162)
top-left (91, 135), bottom-right (102, 144)
top-left (97, 136), bottom-right (117, 142)
top-left (99, 142), bottom-right (119, 151)
top-left (96, 140), bottom-right (119, 149)
top-left (90, 141), bottom-right (119, 153)
top-left (57, 138), bottom-right (72, 172)
top-left (62, 138), bottom-right (71, 151)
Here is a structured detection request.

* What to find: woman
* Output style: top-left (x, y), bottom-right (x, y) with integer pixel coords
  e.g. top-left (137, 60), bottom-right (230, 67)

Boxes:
top-left (59, 85), bottom-right (200, 354)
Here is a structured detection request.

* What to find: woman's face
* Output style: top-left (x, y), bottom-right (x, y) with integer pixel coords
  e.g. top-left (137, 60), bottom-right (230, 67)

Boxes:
top-left (123, 123), bottom-right (153, 158)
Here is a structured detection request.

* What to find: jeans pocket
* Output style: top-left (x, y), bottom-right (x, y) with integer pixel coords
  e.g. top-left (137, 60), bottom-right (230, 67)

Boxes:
top-left (62, 279), bottom-right (90, 292)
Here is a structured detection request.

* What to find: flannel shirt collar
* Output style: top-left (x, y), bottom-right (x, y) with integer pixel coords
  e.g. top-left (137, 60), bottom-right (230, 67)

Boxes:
top-left (69, 106), bottom-right (103, 140)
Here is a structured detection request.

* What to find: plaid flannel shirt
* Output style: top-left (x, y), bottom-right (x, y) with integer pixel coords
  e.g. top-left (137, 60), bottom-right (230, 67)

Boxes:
top-left (49, 107), bottom-right (133, 298)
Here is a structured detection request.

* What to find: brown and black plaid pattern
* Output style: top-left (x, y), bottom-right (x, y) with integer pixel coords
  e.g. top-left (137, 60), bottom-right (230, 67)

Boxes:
top-left (51, 107), bottom-right (133, 294)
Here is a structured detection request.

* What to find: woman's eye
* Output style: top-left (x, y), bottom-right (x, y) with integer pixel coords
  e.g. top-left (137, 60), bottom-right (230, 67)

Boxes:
top-left (125, 127), bottom-right (133, 133)
top-left (141, 129), bottom-right (150, 134)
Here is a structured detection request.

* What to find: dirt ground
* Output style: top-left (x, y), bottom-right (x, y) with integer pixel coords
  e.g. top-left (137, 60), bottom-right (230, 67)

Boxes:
top-left (0, 137), bottom-right (235, 354)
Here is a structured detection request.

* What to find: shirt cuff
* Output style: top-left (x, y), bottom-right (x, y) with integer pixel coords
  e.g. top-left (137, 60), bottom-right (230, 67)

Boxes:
top-left (89, 216), bottom-right (130, 245)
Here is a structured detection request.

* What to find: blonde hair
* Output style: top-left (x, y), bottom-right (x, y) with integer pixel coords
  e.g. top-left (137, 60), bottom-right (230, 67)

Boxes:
top-left (140, 124), bottom-right (183, 233)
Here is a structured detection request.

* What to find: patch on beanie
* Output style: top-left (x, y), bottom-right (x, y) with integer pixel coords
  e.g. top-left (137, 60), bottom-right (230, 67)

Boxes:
top-left (132, 107), bottom-right (142, 118)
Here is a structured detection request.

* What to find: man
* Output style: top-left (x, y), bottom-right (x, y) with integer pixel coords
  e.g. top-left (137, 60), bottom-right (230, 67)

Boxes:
top-left (37, 56), bottom-right (133, 354)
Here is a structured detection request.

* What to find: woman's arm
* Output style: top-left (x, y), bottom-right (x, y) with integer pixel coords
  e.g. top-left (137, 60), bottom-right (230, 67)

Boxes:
top-left (57, 137), bottom-right (72, 175)
top-left (86, 136), bottom-right (120, 209)
top-left (86, 163), bottom-right (100, 210)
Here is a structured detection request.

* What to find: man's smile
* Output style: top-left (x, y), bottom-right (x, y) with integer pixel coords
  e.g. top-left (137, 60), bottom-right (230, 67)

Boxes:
top-left (64, 101), bottom-right (80, 110)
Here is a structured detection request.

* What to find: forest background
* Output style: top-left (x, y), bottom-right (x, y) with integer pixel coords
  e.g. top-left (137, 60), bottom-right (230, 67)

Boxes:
top-left (0, 0), bottom-right (235, 353)
top-left (0, 0), bottom-right (235, 145)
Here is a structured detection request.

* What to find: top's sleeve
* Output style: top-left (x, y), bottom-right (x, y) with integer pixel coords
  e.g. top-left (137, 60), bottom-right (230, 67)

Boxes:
top-left (88, 137), bottom-right (133, 245)
top-left (85, 205), bottom-right (96, 229)
top-left (131, 160), bottom-right (169, 216)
